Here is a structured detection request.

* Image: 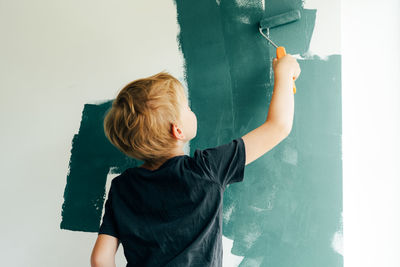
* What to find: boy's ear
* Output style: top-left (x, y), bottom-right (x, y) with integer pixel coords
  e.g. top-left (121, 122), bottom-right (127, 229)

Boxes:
top-left (171, 123), bottom-right (185, 140)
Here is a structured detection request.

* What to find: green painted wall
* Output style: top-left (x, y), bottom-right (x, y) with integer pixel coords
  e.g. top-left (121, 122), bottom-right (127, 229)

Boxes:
top-left (61, 0), bottom-right (342, 266)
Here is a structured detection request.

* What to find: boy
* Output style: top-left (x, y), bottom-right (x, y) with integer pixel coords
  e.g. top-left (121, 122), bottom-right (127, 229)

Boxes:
top-left (91, 54), bottom-right (301, 267)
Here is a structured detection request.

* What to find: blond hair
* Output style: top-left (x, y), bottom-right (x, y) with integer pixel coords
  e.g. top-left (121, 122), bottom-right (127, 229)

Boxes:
top-left (103, 71), bottom-right (187, 168)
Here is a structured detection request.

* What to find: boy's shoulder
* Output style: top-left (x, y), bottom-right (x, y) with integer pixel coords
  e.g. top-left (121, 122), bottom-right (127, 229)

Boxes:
top-left (109, 137), bottom-right (245, 189)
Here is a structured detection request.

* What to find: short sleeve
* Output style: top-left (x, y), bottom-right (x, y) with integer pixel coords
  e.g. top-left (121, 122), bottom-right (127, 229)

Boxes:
top-left (98, 181), bottom-right (120, 238)
top-left (194, 137), bottom-right (246, 188)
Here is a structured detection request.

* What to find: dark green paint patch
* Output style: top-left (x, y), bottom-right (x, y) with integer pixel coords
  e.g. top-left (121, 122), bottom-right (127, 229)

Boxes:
top-left (174, 0), bottom-right (342, 266)
top-left (60, 101), bottom-right (139, 232)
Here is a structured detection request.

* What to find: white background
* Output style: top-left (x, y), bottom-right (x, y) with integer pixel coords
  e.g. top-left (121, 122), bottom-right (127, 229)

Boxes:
top-left (342, 0), bottom-right (400, 267)
top-left (0, 0), bottom-right (398, 266)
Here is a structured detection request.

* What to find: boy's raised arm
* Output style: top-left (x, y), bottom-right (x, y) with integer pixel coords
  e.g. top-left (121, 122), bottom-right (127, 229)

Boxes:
top-left (242, 54), bottom-right (301, 166)
top-left (242, 121), bottom-right (289, 166)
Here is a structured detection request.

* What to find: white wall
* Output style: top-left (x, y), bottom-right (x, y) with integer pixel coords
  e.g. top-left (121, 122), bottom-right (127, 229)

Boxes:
top-left (0, 1), bottom-right (184, 266)
top-left (0, 0), bottom-right (398, 266)
top-left (342, 0), bottom-right (400, 267)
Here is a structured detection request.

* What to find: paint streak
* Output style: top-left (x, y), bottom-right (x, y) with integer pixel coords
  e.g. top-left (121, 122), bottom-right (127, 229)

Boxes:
top-left (331, 212), bottom-right (344, 255)
top-left (174, 0), bottom-right (342, 266)
top-left (235, 0), bottom-right (262, 8)
top-left (60, 101), bottom-right (138, 232)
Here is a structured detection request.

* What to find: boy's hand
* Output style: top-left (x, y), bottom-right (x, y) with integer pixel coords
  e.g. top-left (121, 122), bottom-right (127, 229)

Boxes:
top-left (272, 54), bottom-right (301, 81)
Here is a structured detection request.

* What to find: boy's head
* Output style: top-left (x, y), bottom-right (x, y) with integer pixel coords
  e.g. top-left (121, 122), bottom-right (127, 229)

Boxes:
top-left (103, 71), bottom-right (197, 167)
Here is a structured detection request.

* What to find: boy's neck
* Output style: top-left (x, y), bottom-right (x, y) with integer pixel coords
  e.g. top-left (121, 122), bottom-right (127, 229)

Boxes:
top-left (140, 144), bottom-right (186, 171)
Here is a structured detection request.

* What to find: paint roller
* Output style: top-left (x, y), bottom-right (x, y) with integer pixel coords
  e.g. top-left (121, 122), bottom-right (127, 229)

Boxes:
top-left (259, 9), bottom-right (301, 94)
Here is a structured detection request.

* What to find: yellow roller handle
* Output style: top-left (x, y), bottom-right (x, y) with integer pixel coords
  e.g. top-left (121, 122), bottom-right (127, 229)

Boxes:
top-left (276, 46), bottom-right (296, 94)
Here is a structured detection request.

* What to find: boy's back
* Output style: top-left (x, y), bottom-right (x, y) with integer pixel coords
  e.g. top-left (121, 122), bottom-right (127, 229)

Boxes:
top-left (99, 138), bottom-right (246, 267)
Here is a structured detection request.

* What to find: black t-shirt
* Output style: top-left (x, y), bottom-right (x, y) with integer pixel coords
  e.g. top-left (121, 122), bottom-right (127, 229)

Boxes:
top-left (98, 137), bottom-right (246, 267)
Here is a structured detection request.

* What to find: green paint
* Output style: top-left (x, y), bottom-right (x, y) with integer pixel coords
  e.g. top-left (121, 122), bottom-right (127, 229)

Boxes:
top-left (60, 1), bottom-right (342, 266)
top-left (175, 0), bottom-right (342, 266)
top-left (60, 101), bottom-right (139, 232)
